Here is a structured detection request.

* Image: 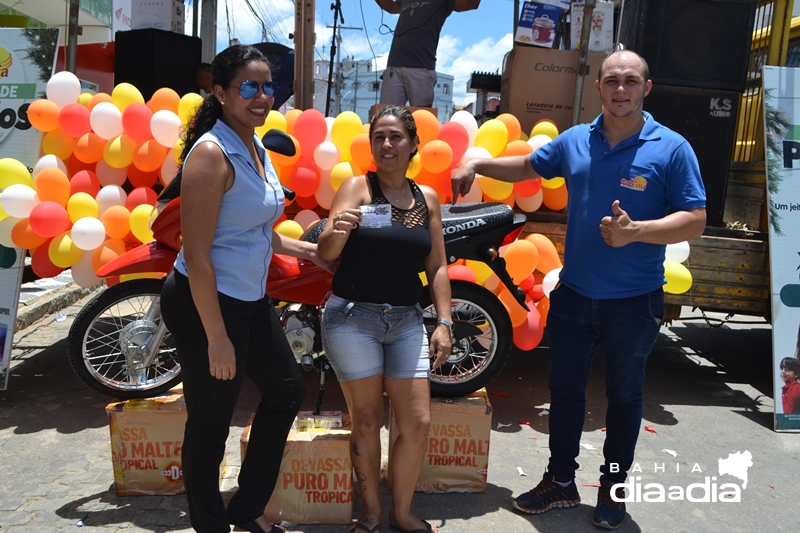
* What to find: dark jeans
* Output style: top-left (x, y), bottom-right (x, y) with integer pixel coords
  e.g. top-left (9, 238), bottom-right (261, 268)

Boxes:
top-left (545, 284), bottom-right (663, 485)
top-left (161, 271), bottom-right (306, 533)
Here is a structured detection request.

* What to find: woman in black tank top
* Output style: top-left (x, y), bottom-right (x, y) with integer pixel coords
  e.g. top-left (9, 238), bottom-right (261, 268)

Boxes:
top-left (318, 106), bottom-right (452, 533)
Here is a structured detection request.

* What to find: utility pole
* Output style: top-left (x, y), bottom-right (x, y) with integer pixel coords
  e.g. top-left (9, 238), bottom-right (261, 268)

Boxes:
top-left (325, 24), bottom-right (362, 116)
top-left (353, 61), bottom-right (358, 112)
top-left (294, 0), bottom-right (316, 110)
top-left (66, 0), bottom-right (80, 73)
top-left (200, 0), bottom-right (217, 63)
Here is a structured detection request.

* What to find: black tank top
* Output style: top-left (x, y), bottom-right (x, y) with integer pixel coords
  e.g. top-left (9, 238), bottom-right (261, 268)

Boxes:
top-left (332, 172), bottom-right (432, 305)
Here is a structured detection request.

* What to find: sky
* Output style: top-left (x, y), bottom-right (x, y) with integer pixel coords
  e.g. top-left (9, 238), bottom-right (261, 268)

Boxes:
top-left (184, 0), bottom-right (519, 107)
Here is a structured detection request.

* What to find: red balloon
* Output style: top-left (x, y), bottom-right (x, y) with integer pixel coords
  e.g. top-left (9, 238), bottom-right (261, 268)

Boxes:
top-left (438, 122), bottom-right (470, 165)
top-left (70, 170), bottom-right (101, 196)
top-left (31, 240), bottom-right (65, 278)
top-left (122, 103), bottom-right (154, 143)
top-left (273, 212), bottom-right (288, 228)
top-left (513, 303), bottom-right (544, 351)
top-left (58, 103), bottom-right (92, 138)
top-left (293, 109), bottom-right (328, 155)
top-left (67, 154), bottom-right (96, 178)
top-left (514, 177), bottom-right (542, 197)
top-left (127, 164), bottom-right (159, 188)
top-left (527, 284), bottom-right (545, 301)
top-left (295, 194), bottom-right (318, 210)
top-left (29, 202), bottom-right (71, 238)
top-left (518, 274), bottom-right (536, 292)
top-left (448, 264), bottom-right (477, 283)
top-left (126, 187), bottom-right (158, 210)
top-left (291, 159), bottom-right (321, 197)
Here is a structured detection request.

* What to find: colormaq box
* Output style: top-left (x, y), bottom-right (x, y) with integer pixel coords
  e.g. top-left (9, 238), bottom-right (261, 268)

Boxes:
top-left (387, 388), bottom-right (492, 493)
top-left (240, 413), bottom-right (354, 524)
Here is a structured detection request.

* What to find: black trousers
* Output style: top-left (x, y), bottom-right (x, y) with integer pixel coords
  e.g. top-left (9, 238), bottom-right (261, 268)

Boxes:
top-left (161, 271), bottom-right (306, 533)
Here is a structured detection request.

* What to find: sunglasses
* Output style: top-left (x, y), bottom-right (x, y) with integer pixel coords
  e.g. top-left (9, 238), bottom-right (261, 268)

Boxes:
top-left (232, 80), bottom-right (280, 99)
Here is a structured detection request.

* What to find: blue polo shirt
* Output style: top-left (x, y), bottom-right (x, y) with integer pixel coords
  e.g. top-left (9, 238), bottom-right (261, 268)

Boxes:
top-left (530, 112), bottom-right (706, 299)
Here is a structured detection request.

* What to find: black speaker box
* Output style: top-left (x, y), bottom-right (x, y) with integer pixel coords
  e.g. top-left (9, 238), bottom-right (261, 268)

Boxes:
top-left (619, 0), bottom-right (757, 92)
top-left (115, 29), bottom-right (202, 101)
top-left (643, 85), bottom-right (739, 226)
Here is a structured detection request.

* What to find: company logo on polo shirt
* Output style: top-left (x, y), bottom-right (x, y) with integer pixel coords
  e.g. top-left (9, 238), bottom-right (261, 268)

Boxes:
top-left (620, 176), bottom-right (647, 191)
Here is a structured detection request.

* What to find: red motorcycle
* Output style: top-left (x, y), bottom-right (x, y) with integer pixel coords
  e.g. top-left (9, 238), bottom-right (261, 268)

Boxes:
top-left (67, 133), bottom-right (529, 403)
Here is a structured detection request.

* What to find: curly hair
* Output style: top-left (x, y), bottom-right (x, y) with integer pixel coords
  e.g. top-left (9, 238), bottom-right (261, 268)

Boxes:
top-left (369, 105), bottom-right (419, 164)
top-left (159, 45), bottom-right (269, 201)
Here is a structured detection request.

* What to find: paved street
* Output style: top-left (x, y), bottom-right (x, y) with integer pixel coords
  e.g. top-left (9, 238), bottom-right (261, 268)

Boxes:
top-left (1, 286), bottom-right (799, 533)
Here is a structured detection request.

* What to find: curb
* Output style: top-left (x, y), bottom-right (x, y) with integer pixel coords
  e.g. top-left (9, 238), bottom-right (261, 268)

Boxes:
top-left (15, 282), bottom-right (104, 332)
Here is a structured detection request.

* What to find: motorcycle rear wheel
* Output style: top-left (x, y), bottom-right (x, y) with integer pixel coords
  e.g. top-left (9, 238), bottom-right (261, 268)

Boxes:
top-left (67, 279), bottom-right (182, 398)
top-left (421, 280), bottom-right (513, 398)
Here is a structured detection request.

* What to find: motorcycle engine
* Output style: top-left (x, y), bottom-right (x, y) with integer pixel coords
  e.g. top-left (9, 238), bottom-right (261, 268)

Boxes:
top-left (280, 304), bottom-right (317, 366)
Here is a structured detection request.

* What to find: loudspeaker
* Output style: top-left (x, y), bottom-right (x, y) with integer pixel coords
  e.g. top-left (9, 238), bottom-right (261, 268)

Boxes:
top-left (619, 0), bottom-right (757, 92)
top-left (643, 85), bottom-right (739, 227)
top-left (115, 29), bottom-right (202, 101)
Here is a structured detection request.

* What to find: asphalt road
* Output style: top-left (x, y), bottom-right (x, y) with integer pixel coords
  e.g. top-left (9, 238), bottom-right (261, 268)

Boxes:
top-left (1, 290), bottom-right (798, 533)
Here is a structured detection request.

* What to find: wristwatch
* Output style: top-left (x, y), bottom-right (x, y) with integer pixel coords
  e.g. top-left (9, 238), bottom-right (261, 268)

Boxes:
top-left (437, 318), bottom-right (455, 343)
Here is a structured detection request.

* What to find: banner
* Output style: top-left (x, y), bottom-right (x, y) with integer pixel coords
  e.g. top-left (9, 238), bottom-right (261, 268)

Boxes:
top-left (0, 28), bottom-right (60, 391)
top-left (763, 66), bottom-right (800, 431)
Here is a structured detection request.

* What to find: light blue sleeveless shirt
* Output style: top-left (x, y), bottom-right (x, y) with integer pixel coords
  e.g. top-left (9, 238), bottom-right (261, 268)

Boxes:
top-left (174, 119), bottom-right (285, 301)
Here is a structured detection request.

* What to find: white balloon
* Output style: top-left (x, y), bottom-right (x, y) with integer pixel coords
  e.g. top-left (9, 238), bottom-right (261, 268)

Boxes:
top-left (0, 184), bottom-right (39, 218)
top-left (151, 110), bottom-right (182, 148)
top-left (71, 217), bottom-right (108, 251)
top-left (96, 185), bottom-right (127, 217)
top-left (314, 169), bottom-right (334, 210)
top-left (293, 209), bottom-right (321, 230)
top-left (160, 154), bottom-right (180, 185)
top-left (455, 176), bottom-right (483, 204)
top-left (95, 158), bottom-right (128, 187)
top-left (325, 116), bottom-right (335, 142)
top-left (461, 146), bottom-right (493, 166)
top-left (46, 71), bottom-right (81, 109)
top-left (450, 110), bottom-right (478, 147)
top-left (32, 155), bottom-right (67, 181)
top-left (90, 102), bottom-right (124, 140)
top-left (515, 189), bottom-right (543, 213)
top-left (527, 134), bottom-right (553, 152)
top-left (665, 241), bottom-right (691, 263)
top-left (71, 251), bottom-right (103, 288)
top-left (542, 267), bottom-right (562, 298)
top-left (0, 216), bottom-right (18, 247)
top-left (313, 141), bottom-right (340, 170)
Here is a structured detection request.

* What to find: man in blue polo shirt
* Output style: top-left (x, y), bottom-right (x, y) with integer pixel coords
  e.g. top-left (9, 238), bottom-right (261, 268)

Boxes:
top-left (451, 50), bottom-right (706, 529)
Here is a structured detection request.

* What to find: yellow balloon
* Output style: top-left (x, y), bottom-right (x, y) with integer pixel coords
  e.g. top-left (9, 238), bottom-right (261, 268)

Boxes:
top-left (256, 110), bottom-right (288, 138)
top-left (173, 137), bottom-right (185, 164)
top-left (275, 220), bottom-right (303, 240)
top-left (103, 134), bottom-right (137, 169)
top-left (48, 231), bottom-right (83, 268)
top-left (330, 161), bottom-right (356, 191)
top-left (480, 177), bottom-right (513, 200)
top-left (41, 128), bottom-right (76, 161)
top-left (178, 93), bottom-right (204, 125)
top-left (78, 92), bottom-right (94, 107)
top-left (407, 153), bottom-right (422, 179)
top-left (418, 271), bottom-right (428, 286)
top-left (465, 260), bottom-right (493, 286)
top-left (0, 158), bottom-right (34, 189)
top-left (67, 192), bottom-right (99, 222)
top-left (0, 216), bottom-right (18, 247)
top-left (474, 120), bottom-right (508, 158)
top-left (663, 259), bottom-right (693, 294)
top-left (130, 204), bottom-right (155, 243)
top-left (111, 82), bottom-right (145, 111)
top-left (531, 120), bottom-right (559, 140)
top-left (542, 177), bottom-right (566, 189)
top-left (331, 111), bottom-right (363, 161)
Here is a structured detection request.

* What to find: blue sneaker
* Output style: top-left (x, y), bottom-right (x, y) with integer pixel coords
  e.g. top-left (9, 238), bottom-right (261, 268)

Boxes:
top-left (592, 482), bottom-right (626, 529)
top-left (513, 473), bottom-right (581, 514)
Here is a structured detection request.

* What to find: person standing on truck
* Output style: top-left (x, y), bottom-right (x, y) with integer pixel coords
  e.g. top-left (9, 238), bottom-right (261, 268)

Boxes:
top-left (376, 0), bottom-right (481, 107)
top-left (451, 50), bottom-right (707, 530)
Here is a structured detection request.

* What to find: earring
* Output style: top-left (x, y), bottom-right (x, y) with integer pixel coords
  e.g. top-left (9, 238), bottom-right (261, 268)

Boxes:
top-left (219, 100), bottom-right (225, 105)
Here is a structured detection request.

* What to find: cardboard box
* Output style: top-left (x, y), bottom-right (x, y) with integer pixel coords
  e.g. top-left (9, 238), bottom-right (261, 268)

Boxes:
top-left (131, 0), bottom-right (185, 34)
top-left (388, 389), bottom-right (492, 493)
top-left (500, 46), bottom-right (604, 136)
top-left (515, 2), bottom-right (562, 48)
top-left (571, 1), bottom-right (615, 54)
top-left (240, 414), bottom-right (354, 524)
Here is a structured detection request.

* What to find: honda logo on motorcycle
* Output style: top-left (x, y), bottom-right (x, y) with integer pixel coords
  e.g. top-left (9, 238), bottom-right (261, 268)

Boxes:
top-left (442, 219), bottom-right (487, 235)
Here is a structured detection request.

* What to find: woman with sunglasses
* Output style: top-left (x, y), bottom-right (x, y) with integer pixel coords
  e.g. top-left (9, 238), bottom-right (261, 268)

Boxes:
top-left (160, 45), bottom-right (328, 533)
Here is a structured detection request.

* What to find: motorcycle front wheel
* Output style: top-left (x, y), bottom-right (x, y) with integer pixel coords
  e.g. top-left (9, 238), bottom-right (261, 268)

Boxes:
top-left (420, 280), bottom-right (514, 398)
top-left (67, 278), bottom-right (182, 399)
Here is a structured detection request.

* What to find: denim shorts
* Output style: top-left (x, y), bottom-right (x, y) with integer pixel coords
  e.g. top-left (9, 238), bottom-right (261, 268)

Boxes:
top-left (321, 294), bottom-right (430, 381)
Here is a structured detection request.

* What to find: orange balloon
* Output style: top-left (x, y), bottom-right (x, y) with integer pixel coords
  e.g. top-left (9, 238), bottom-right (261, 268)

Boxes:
top-left (496, 113), bottom-right (522, 143)
top-left (542, 183), bottom-right (568, 211)
top-left (88, 92), bottom-right (113, 111)
top-left (419, 140), bottom-right (453, 174)
top-left (412, 109), bottom-right (440, 147)
top-left (350, 133), bottom-right (373, 170)
top-left (11, 218), bottom-right (48, 249)
top-left (133, 139), bottom-right (169, 172)
top-left (91, 238), bottom-right (127, 272)
top-left (149, 87), bottom-right (181, 114)
top-left (503, 239), bottom-right (539, 283)
top-left (498, 287), bottom-right (528, 327)
top-left (35, 167), bottom-right (71, 206)
top-left (42, 128), bottom-right (76, 161)
top-left (525, 233), bottom-right (562, 274)
top-left (101, 205), bottom-right (131, 240)
top-left (73, 132), bottom-right (106, 163)
top-left (268, 134), bottom-right (301, 167)
top-left (500, 139), bottom-right (533, 158)
top-left (284, 109), bottom-right (302, 136)
top-left (28, 99), bottom-right (61, 132)
top-left (537, 296), bottom-right (550, 328)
